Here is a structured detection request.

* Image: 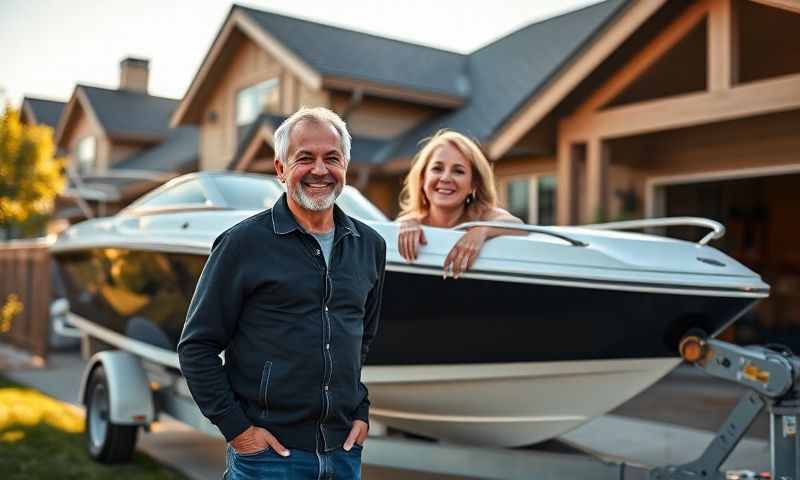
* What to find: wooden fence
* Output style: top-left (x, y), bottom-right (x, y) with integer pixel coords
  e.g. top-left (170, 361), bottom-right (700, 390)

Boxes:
top-left (0, 238), bottom-right (52, 359)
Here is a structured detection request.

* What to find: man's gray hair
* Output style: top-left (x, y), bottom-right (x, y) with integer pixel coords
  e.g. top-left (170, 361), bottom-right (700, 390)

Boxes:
top-left (273, 107), bottom-right (352, 164)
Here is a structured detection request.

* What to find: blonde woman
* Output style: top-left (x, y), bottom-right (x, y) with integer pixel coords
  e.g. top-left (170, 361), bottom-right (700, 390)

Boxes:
top-left (397, 130), bottom-right (523, 278)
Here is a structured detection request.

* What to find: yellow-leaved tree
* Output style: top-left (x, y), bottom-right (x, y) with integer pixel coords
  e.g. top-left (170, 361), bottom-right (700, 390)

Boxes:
top-left (0, 106), bottom-right (65, 239)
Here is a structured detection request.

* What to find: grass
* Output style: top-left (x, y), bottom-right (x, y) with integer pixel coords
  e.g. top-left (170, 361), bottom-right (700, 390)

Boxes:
top-left (0, 375), bottom-right (187, 480)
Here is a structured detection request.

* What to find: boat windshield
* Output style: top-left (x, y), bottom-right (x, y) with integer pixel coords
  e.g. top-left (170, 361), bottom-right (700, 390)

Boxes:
top-left (211, 174), bottom-right (388, 222)
top-left (213, 175), bottom-right (283, 210)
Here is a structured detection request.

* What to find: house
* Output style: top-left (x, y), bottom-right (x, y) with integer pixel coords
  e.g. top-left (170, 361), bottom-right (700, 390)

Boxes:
top-left (52, 57), bottom-right (198, 219)
top-left (172, 0), bottom-right (800, 346)
top-left (20, 96), bottom-right (66, 130)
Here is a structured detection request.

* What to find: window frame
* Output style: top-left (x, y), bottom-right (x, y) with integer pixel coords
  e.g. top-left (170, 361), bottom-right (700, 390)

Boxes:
top-left (235, 77), bottom-right (280, 128)
top-left (499, 173), bottom-right (558, 225)
top-left (75, 135), bottom-right (97, 175)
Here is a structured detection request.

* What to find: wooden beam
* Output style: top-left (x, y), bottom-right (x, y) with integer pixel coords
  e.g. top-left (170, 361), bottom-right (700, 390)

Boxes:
top-left (575, 2), bottom-right (709, 116)
top-left (235, 11), bottom-right (322, 91)
top-left (708, 0), bottom-right (739, 90)
top-left (487, 0), bottom-right (667, 160)
top-left (322, 76), bottom-right (464, 108)
top-left (556, 138), bottom-right (578, 226)
top-left (561, 72), bottom-right (800, 140)
top-left (584, 138), bottom-right (609, 223)
top-left (232, 124), bottom-right (275, 171)
top-left (749, 0), bottom-right (800, 14)
top-left (170, 14), bottom-right (238, 127)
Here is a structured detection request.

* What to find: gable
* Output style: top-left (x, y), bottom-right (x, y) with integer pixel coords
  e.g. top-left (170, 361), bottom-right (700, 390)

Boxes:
top-left (172, 5), bottom-right (469, 128)
top-left (81, 86), bottom-right (178, 142)
top-left (55, 87), bottom-right (106, 151)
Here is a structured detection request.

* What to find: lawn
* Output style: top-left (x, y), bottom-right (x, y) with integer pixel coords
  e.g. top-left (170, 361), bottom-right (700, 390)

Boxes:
top-left (0, 375), bottom-right (187, 480)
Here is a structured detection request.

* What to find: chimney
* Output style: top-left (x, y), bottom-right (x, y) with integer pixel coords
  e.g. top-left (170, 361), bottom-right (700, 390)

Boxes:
top-left (119, 57), bottom-right (149, 94)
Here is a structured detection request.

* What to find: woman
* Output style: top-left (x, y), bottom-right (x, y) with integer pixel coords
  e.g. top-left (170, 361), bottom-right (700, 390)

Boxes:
top-left (397, 130), bottom-right (523, 279)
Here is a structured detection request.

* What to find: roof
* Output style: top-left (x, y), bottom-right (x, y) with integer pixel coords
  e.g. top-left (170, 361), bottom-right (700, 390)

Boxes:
top-left (115, 126), bottom-right (199, 173)
top-left (80, 85), bottom-right (179, 141)
top-left (376, 0), bottom-right (629, 162)
top-left (22, 97), bottom-right (66, 129)
top-left (234, 0), bottom-right (629, 164)
top-left (235, 5), bottom-right (470, 99)
top-left (67, 126), bottom-right (199, 199)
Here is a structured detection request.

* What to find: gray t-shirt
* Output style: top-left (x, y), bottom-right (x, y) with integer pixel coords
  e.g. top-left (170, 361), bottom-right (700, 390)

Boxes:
top-left (311, 228), bottom-right (335, 266)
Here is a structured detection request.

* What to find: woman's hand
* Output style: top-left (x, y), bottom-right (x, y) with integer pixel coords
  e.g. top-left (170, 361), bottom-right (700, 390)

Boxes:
top-left (398, 219), bottom-right (427, 262)
top-left (443, 227), bottom-right (488, 279)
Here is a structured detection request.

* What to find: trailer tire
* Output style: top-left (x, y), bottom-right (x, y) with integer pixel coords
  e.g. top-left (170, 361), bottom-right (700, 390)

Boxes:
top-left (85, 366), bottom-right (138, 463)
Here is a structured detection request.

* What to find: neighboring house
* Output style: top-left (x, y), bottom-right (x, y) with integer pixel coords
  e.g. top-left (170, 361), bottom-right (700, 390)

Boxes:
top-left (52, 57), bottom-right (198, 220)
top-left (20, 96), bottom-right (66, 130)
top-left (172, 0), bottom-right (800, 347)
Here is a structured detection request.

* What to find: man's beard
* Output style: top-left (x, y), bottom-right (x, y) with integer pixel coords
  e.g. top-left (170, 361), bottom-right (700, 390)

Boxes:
top-left (291, 175), bottom-right (344, 211)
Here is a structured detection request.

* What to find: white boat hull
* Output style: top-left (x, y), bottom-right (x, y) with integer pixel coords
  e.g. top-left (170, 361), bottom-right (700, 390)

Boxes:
top-left (363, 358), bottom-right (681, 446)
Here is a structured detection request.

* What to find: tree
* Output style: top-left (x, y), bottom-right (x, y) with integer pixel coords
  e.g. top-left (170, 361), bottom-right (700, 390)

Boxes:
top-left (0, 106), bottom-right (65, 239)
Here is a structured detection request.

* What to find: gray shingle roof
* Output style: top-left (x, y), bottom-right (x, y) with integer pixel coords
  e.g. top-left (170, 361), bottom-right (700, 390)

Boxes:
top-left (115, 126), bottom-right (199, 173)
top-left (70, 126), bottom-right (199, 195)
top-left (23, 97), bottom-right (66, 129)
top-left (376, 0), bottom-right (629, 162)
top-left (80, 85), bottom-right (179, 141)
top-left (236, 5), bottom-right (470, 99)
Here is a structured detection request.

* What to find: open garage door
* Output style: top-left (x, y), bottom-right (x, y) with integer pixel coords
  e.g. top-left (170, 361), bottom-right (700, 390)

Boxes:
top-left (657, 173), bottom-right (800, 350)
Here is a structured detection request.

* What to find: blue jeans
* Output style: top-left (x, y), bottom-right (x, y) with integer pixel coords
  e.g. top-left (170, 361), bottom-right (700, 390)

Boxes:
top-left (224, 444), bottom-right (362, 479)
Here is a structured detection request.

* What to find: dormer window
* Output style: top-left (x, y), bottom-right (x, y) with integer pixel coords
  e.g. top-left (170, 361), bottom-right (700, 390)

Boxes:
top-left (76, 136), bottom-right (96, 175)
top-left (236, 78), bottom-right (279, 129)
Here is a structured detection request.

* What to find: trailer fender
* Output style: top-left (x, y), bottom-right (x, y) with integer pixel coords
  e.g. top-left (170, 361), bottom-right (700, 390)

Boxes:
top-left (79, 350), bottom-right (154, 425)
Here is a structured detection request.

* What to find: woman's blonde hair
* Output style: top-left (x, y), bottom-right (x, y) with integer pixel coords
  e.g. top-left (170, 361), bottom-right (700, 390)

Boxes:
top-left (398, 130), bottom-right (498, 221)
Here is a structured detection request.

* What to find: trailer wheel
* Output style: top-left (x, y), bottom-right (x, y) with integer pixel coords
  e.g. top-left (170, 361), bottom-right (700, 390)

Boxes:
top-left (85, 366), bottom-right (138, 463)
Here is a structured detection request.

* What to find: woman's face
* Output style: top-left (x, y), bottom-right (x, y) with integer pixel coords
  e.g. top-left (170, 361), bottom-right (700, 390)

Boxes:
top-left (422, 143), bottom-right (474, 210)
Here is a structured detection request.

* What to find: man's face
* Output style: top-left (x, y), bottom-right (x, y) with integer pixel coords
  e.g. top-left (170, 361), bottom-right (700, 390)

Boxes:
top-left (276, 119), bottom-right (347, 212)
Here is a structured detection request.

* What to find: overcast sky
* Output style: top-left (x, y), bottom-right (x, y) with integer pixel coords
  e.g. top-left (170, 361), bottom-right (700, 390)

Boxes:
top-left (0, 0), bottom-right (601, 107)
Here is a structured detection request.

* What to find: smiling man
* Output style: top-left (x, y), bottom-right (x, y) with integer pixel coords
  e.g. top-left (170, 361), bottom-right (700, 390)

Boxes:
top-left (178, 107), bottom-right (387, 479)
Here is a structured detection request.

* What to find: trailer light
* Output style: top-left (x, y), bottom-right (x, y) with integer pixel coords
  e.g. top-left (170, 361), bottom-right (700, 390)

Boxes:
top-left (679, 336), bottom-right (706, 363)
top-left (132, 415), bottom-right (146, 422)
top-left (742, 362), bottom-right (770, 384)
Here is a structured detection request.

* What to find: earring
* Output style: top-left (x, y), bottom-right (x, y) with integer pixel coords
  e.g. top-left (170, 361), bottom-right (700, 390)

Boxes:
top-left (466, 190), bottom-right (476, 205)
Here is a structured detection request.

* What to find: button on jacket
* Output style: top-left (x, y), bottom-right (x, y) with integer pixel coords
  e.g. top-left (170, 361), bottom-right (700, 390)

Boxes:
top-left (178, 193), bottom-right (386, 452)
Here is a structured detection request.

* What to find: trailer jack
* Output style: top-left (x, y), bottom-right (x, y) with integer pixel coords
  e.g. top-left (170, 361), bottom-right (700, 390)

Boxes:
top-left (643, 336), bottom-right (800, 480)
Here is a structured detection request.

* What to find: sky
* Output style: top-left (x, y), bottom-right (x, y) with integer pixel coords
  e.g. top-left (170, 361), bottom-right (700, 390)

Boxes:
top-left (0, 0), bottom-right (601, 107)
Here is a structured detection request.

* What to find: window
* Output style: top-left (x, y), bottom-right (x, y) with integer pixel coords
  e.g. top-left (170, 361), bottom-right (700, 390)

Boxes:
top-left (135, 180), bottom-right (208, 209)
top-left (506, 179), bottom-right (530, 223)
top-left (236, 78), bottom-right (280, 128)
top-left (502, 175), bottom-right (558, 225)
top-left (76, 136), bottom-right (96, 174)
top-left (537, 176), bottom-right (557, 226)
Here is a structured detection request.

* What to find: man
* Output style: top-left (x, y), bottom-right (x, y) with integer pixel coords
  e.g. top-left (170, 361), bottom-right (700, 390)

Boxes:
top-left (178, 107), bottom-right (386, 479)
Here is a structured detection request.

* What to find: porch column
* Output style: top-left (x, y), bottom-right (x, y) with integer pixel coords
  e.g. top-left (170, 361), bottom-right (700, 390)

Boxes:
top-left (708, 0), bottom-right (739, 90)
top-left (557, 138), bottom-right (577, 225)
top-left (585, 137), bottom-right (609, 223)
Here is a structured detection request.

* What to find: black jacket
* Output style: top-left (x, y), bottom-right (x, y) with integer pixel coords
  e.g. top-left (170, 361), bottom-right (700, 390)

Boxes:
top-left (178, 194), bottom-right (386, 452)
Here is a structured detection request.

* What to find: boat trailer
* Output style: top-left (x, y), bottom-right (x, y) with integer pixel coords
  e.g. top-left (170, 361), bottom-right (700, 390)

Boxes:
top-left (66, 291), bottom-right (800, 479)
top-left (360, 336), bottom-right (800, 479)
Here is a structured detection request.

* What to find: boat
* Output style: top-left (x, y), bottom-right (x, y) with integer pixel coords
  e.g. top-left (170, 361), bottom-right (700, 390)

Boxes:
top-left (49, 171), bottom-right (770, 447)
